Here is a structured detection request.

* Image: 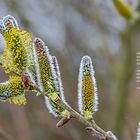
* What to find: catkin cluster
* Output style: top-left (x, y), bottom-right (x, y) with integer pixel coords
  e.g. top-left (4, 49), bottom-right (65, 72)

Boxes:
top-left (0, 15), bottom-right (98, 121)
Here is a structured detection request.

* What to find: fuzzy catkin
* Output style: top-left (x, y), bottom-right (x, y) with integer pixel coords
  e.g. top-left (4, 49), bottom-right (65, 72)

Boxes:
top-left (33, 38), bottom-right (70, 117)
top-left (3, 28), bottom-right (33, 74)
top-left (78, 56), bottom-right (98, 120)
top-left (1, 15), bottom-right (33, 74)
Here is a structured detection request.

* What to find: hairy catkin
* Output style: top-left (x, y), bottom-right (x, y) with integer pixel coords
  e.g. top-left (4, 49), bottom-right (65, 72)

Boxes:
top-left (1, 15), bottom-right (33, 74)
top-left (33, 38), bottom-right (70, 117)
top-left (78, 56), bottom-right (98, 120)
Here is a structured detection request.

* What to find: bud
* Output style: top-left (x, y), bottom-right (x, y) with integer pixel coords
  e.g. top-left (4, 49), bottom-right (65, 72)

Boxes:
top-left (112, 0), bottom-right (139, 20)
top-left (2, 15), bottom-right (18, 29)
top-left (78, 56), bottom-right (98, 120)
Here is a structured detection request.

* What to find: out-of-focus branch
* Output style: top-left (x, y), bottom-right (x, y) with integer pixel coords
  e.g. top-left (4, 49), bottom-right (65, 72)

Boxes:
top-left (113, 26), bottom-right (134, 139)
top-left (0, 128), bottom-right (14, 140)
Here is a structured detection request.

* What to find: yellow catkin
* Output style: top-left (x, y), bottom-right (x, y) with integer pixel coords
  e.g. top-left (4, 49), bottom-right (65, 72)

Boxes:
top-left (8, 76), bottom-right (24, 95)
top-left (2, 49), bottom-right (14, 73)
top-left (2, 26), bottom-right (33, 74)
top-left (34, 38), bottom-right (70, 117)
top-left (113, 0), bottom-right (138, 20)
top-left (8, 76), bottom-right (26, 105)
top-left (34, 39), bottom-right (57, 97)
top-left (9, 94), bottom-right (26, 105)
top-left (0, 76), bottom-right (26, 105)
top-left (78, 56), bottom-right (98, 120)
top-left (82, 76), bottom-right (94, 119)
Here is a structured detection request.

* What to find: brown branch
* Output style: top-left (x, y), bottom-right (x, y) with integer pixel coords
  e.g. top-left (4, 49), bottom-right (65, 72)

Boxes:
top-left (0, 61), bottom-right (117, 140)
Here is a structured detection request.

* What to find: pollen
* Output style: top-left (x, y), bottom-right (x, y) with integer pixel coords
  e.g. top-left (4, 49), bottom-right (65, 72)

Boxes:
top-left (0, 15), bottom-right (33, 74)
top-left (3, 27), bottom-right (33, 74)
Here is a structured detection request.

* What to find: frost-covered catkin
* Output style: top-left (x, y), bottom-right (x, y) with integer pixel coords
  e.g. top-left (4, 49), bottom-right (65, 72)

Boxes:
top-left (137, 123), bottom-right (140, 140)
top-left (1, 15), bottom-right (33, 74)
top-left (0, 76), bottom-right (26, 105)
top-left (33, 38), bottom-right (70, 117)
top-left (33, 38), bottom-right (57, 95)
top-left (78, 56), bottom-right (98, 120)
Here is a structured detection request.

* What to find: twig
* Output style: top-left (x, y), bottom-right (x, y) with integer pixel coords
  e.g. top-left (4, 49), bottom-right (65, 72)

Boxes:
top-left (0, 61), bottom-right (117, 140)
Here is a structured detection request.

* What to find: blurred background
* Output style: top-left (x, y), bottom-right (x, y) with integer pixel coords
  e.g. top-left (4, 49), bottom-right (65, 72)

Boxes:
top-left (0, 0), bottom-right (140, 139)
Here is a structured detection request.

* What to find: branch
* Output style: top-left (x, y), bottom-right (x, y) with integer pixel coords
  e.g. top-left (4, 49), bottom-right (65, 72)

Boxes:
top-left (113, 25), bottom-right (134, 139)
top-left (0, 61), bottom-right (117, 140)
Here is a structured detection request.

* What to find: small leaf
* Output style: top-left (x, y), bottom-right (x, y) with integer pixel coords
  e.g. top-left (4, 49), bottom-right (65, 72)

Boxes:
top-left (78, 56), bottom-right (98, 120)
